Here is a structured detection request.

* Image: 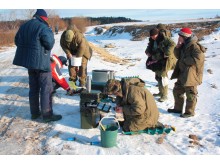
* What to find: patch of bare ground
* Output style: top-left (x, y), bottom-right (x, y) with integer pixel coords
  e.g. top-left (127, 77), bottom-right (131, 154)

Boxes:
top-left (89, 42), bottom-right (130, 65)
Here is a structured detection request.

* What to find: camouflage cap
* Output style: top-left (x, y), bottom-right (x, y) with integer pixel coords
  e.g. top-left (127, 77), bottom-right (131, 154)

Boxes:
top-left (104, 79), bottom-right (121, 95)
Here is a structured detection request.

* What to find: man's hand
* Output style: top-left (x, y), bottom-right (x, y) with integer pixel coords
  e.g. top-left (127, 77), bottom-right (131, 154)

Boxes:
top-left (66, 88), bottom-right (75, 96)
top-left (115, 106), bottom-right (123, 113)
top-left (66, 53), bottom-right (72, 59)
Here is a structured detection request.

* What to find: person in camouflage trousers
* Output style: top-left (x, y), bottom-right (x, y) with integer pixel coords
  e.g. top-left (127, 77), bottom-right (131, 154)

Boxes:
top-left (60, 25), bottom-right (93, 87)
top-left (104, 78), bottom-right (159, 132)
top-left (168, 28), bottom-right (206, 118)
top-left (145, 28), bottom-right (176, 102)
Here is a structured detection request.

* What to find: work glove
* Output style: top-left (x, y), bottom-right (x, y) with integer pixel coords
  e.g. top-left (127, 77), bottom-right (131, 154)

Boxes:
top-left (66, 88), bottom-right (75, 96)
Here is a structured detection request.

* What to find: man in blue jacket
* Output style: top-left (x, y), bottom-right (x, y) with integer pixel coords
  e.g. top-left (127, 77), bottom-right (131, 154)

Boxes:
top-left (13, 9), bottom-right (62, 122)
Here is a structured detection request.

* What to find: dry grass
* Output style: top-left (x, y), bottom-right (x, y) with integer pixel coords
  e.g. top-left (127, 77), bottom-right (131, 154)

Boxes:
top-left (89, 42), bottom-right (129, 65)
top-left (0, 30), bottom-right (16, 48)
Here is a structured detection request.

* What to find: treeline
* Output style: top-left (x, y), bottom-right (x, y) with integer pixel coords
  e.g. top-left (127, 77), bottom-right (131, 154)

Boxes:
top-left (0, 15), bottom-right (141, 49)
top-left (87, 16), bottom-right (142, 24)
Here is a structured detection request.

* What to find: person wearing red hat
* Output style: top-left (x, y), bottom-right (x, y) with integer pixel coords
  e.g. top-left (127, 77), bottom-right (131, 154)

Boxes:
top-left (13, 9), bottom-right (62, 122)
top-left (168, 27), bottom-right (206, 118)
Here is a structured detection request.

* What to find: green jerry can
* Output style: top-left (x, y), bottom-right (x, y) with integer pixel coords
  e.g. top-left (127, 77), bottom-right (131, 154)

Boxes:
top-left (80, 90), bottom-right (102, 129)
top-left (80, 105), bottom-right (100, 129)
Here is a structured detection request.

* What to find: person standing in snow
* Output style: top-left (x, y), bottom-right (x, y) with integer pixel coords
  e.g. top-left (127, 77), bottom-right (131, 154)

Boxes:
top-left (104, 78), bottom-right (159, 132)
top-left (60, 25), bottom-right (93, 88)
top-left (50, 54), bottom-right (76, 95)
top-left (145, 28), bottom-right (176, 102)
top-left (13, 9), bottom-right (62, 122)
top-left (168, 28), bottom-right (206, 118)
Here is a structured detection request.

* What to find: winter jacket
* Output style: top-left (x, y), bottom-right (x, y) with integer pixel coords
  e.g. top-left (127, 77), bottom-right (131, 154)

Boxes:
top-left (13, 16), bottom-right (55, 72)
top-left (171, 35), bottom-right (205, 86)
top-left (60, 25), bottom-right (92, 60)
top-left (117, 78), bottom-right (159, 132)
top-left (145, 34), bottom-right (177, 76)
top-left (51, 54), bottom-right (70, 91)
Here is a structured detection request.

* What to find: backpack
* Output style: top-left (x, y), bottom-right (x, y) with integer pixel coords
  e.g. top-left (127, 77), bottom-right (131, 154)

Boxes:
top-left (160, 29), bottom-right (172, 38)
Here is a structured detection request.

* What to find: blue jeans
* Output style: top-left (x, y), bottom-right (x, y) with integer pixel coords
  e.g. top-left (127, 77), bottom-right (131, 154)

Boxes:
top-left (28, 69), bottom-right (53, 117)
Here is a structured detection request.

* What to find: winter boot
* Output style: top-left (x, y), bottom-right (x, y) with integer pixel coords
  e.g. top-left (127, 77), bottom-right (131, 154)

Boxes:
top-left (43, 114), bottom-right (62, 122)
top-left (158, 95), bottom-right (168, 102)
top-left (180, 113), bottom-right (194, 118)
top-left (153, 92), bottom-right (162, 97)
top-left (31, 113), bottom-right (41, 120)
top-left (167, 108), bottom-right (182, 113)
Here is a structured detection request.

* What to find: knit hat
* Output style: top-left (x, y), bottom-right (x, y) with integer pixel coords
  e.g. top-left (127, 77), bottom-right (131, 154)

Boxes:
top-left (104, 79), bottom-right (121, 95)
top-left (34, 9), bottom-right (47, 18)
top-left (150, 28), bottom-right (159, 36)
top-left (65, 30), bottom-right (74, 42)
top-left (178, 28), bottom-right (192, 38)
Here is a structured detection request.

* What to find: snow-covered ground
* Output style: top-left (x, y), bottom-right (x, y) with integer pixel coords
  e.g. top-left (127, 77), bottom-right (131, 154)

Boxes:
top-left (0, 20), bottom-right (220, 164)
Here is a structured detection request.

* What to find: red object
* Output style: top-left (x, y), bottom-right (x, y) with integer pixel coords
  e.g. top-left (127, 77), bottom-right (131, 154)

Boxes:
top-left (179, 28), bottom-right (192, 37)
top-left (40, 16), bottom-right (48, 21)
top-left (51, 54), bottom-right (70, 91)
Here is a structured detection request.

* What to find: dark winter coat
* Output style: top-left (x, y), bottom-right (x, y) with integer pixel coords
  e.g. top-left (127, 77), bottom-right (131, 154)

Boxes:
top-left (60, 25), bottom-right (92, 60)
top-left (13, 16), bottom-right (55, 72)
top-left (145, 34), bottom-right (177, 76)
top-left (171, 35), bottom-right (205, 86)
top-left (117, 78), bottom-right (159, 132)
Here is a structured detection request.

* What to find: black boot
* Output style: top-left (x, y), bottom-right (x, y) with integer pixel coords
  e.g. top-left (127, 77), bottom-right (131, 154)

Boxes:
top-left (43, 114), bottom-right (62, 122)
top-left (167, 108), bottom-right (182, 113)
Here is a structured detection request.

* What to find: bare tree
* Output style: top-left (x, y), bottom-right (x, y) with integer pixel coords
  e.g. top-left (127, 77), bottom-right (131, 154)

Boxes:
top-left (22, 9), bottom-right (36, 20)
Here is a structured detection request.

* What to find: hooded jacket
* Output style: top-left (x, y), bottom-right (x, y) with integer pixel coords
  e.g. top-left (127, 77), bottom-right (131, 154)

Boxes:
top-left (171, 35), bottom-right (205, 86)
top-left (117, 78), bottom-right (159, 132)
top-left (60, 25), bottom-right (92, 60)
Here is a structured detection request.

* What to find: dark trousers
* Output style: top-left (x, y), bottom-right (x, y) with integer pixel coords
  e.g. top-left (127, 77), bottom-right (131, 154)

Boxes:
top-left (28, 69), bottom-right (53, 117)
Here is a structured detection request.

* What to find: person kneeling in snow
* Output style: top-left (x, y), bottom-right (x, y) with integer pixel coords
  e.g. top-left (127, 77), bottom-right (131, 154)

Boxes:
top-left (51, 54), bottom-right (76, 96)
top-left (104, 78), bottom-right (159, 132)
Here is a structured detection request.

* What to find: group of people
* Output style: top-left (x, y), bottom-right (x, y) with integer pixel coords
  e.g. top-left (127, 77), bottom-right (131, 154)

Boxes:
top-left (104, 24), bottom-right (205, 132)
top-left (12, 9), bottom-right (206, 132)
top-left (13, 9), bottom-right (92, 122)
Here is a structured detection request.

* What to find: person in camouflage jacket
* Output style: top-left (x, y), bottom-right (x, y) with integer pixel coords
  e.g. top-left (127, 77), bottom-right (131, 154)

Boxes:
top-left (145, 28), bottom-right (177, 102)
top-left (105, 78), bottom-right (159, 132)
top-left (60, 25), bottom-right (93, 87)
top-left (168, 28), bottom-right (206, 118)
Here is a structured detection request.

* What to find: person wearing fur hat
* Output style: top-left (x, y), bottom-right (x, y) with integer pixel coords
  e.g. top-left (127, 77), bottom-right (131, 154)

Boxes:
top-left (13, 9), bottom-right (62, 122)
top-left (104, 78), bottom-right (159, 132)
top-left (168, 28), bottom-right (206, 118)
top-left (145, 28), bottom-right (176, 102)
top-left (60, 25), bottom-right (93, 88)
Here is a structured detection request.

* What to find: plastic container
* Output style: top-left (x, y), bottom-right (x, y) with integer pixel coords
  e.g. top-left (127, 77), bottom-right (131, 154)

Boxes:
top-left (70, 56), bottom-right (82, 66)
top-left (99, 116), bottom-right (119, 148)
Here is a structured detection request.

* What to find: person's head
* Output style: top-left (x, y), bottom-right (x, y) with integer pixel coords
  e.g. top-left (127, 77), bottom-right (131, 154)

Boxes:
top-left (33, 9), bottom-right (48, 21)
top-left (178, 27), bottom-right (192, 44)
top-left (58, 56), bottom-right (67, 66)
top-left (65, 30), bottom-right (74, 43)
top-left (104, 79), bottom-right (121, 96)
top-left (156, 23), bottom-right (166, 30)
top-left (149, 28), bottom-right (159, 40)
top-left (178, 28), bottom-right (192, 38)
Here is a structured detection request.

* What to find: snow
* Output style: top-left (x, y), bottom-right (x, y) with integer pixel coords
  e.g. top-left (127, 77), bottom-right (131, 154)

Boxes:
top-left (0, 20), bottom-right (220, 164)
